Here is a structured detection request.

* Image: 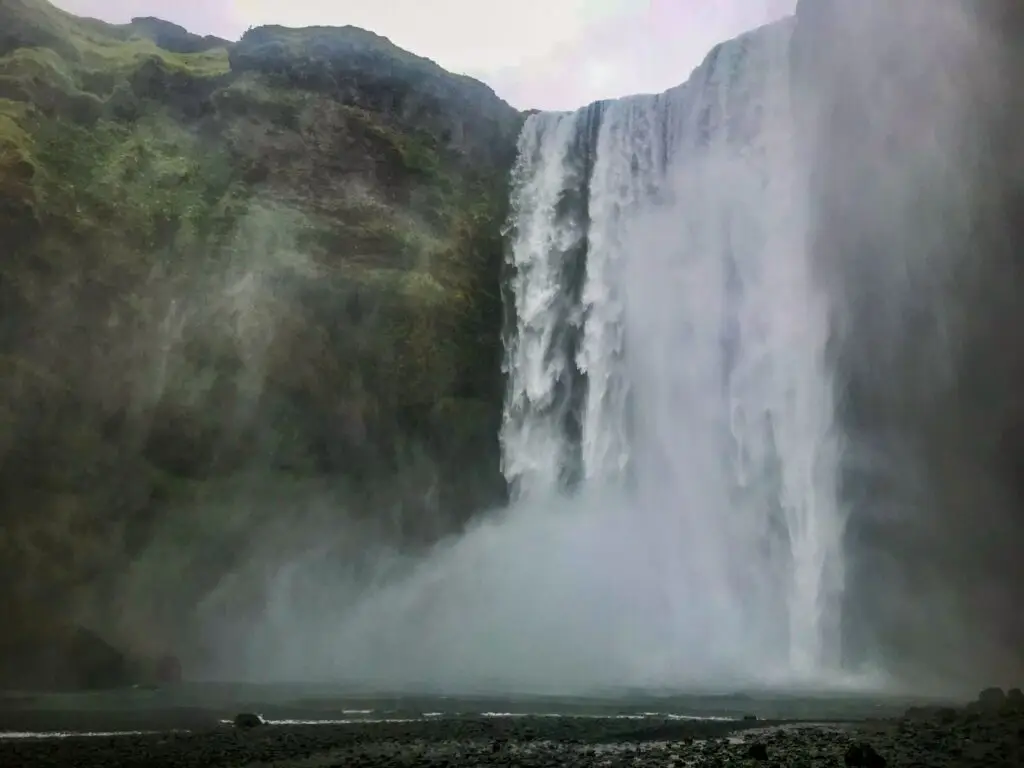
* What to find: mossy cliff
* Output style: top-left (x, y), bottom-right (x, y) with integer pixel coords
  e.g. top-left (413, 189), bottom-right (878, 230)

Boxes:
top-left (0, 0), bottom-right (523, 685)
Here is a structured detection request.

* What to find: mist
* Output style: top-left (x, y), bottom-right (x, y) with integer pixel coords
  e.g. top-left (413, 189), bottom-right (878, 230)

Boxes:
top-left (795, 0), bottom-right (1024, 689)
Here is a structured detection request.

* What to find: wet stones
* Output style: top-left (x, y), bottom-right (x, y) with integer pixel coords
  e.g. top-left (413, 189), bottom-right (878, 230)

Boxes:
top-left (844, 741), bottom-right (886, 768)
top-left (964, 686), bottom-right (1024, 716)
top-left (746, 741), bottom-right (769, 761)
top-left (1, 715), bottom-right (1019, 768)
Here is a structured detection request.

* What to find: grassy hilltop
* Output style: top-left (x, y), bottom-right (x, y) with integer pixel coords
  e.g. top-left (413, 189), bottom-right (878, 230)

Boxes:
top-left (0, 0), bottom-right (523, 685)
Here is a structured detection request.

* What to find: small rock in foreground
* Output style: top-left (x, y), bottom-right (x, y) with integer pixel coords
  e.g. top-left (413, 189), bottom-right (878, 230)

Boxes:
top-left (746, 741), bottom-right (769, 761)
top-left (844, 741), bottom-right (886, 767)
top-left (233, 712), bottom-right (267, 728)
top-left (976, 687), bottom-right (1007, 711)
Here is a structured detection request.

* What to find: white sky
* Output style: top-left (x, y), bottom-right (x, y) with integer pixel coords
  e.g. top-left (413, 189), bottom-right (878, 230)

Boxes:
top-left (53, 0), bottom-right (796, 110)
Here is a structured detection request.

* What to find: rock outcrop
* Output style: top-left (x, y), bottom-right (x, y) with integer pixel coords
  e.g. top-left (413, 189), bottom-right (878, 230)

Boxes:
top-left (0, 0), bottom-right (522, 686)
top-left (0, 623), bottom-right (128, 690)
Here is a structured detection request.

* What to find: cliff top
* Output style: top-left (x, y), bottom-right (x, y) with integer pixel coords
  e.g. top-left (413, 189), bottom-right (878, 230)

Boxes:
top-left (0, 0), bottom-right (510, 105)
top-left (234, 23), bottom-right (503, 98)
top-left (0, 0), bottom-right (230, 70)
top-left (0, 0), bottom-right (518, 186)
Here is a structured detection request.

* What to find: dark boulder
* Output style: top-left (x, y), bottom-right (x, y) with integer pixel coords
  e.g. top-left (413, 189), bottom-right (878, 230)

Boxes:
top-left (1005, 687), bottom-right (1024, 710)
top-left (976, 687), bottom-right (1006, 712)
top-left (63, 625), bottom-right (130, 689)
top-left (233, 712), bottom-right (266, 728)
top-left (844, 742), bottom-right (886, 768)
top-left (747, 741), bottom-right (769, 761)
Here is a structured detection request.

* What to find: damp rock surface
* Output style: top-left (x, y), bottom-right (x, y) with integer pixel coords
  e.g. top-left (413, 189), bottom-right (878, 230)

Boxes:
top-left (1, 702), bottom-right (1022, 768)
top-left (232, 713), bottom-right (267, 729)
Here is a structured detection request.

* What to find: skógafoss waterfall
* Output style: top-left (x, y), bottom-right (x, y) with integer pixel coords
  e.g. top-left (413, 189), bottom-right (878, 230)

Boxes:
top-left (229, 17), bottom-right (861, 693)
top-left (502, 18), bottom-right (846, 684)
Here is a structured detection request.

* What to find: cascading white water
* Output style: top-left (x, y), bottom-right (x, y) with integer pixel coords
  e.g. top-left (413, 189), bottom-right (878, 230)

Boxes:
top-left (231, 16), bottom-right (863, 694)
top-left (502, 19), bottom-right (846, 678)
top-left (502, 109), bottom-right (594, 497)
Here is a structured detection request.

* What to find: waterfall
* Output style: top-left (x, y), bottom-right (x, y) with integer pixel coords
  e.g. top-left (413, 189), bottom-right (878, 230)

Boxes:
top-left (502, 18), bottom-right (846, 677)
top-left (502, 105), bottom-right (602, 496)
top-left (235, 16), bottom-right (861, 695)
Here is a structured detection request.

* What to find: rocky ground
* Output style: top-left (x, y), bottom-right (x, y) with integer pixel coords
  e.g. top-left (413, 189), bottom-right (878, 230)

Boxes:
top-left (2, 688), bottom-right (1023, 768)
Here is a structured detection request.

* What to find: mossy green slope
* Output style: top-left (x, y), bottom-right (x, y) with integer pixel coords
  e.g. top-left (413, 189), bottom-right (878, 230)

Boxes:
top-left (0, 0), bottom-right (523, 681)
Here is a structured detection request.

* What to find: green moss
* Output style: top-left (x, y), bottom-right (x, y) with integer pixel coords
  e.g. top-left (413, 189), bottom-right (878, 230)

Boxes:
top-left (3, 0), bottom-right (230, 79)
top-left (0, 98), bottom-right (38, 220)
top-left (337, 104), bottom-right (447, 182)
top-left (0, 4), bottom-right (241, 255)
top-left (0, 46), bottom-right (76, 89)
top-left (0, 100), bottom-right (34, 159)
top-left (0, 0), bottom-right (518, 645)
top-left (346, 267), bottom-right (448, 304)
top-left (217, 72), bottom-right (303, 104)
top-left (22, 110), bottom-right (243, 259)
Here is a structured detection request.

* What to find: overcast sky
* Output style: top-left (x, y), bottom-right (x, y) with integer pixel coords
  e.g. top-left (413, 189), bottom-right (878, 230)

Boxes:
top-left (53, 0), bottom-right (795, 110)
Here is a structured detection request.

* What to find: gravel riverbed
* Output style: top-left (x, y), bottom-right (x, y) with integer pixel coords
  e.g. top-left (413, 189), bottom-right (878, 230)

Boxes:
top-left (2, 693), bottom-right (1022, 767)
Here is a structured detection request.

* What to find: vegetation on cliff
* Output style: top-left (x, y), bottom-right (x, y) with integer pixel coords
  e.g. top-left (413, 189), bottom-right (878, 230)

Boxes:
top-left (0, 0), bottom-right (523, 683)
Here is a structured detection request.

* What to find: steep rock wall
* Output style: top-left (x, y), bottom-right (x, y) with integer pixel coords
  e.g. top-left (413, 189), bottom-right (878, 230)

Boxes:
top-left (0, 0), bottom-right (522, 685)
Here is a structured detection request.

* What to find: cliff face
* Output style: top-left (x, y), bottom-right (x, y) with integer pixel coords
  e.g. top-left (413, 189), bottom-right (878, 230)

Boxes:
top-left (794, 0), bottom-right (1024, 686)
top-left (0, 0), bottom-right (521, 684)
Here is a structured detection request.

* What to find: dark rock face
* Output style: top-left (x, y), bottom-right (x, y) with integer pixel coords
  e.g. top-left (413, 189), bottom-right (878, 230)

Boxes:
top-left (794, 0), bottom-right (1024, 686)
top-left (0, 624), bottom-right (129, 690)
